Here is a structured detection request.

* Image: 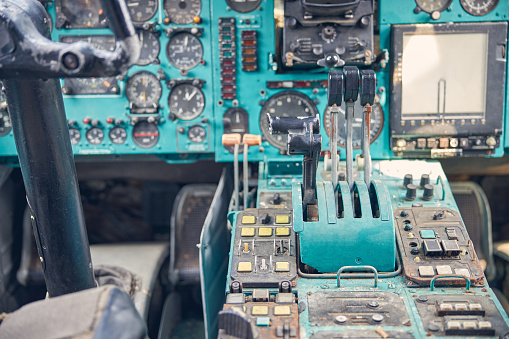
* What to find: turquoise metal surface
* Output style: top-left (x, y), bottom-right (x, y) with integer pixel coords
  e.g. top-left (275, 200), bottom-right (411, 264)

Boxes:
top-left (292, 179), bottom-right (396, 273)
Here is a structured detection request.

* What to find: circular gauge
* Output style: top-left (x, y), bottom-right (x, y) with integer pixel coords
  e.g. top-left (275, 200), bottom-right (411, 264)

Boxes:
top-left (136, 30), bottom-right (160, 66)
top-left (126, 0), bottom-right (158, 22)
top-left (132, 121), bottom-right (159, 148)
top-left (259, 91), bottom-right (318, 151)
top-left (109, 127), bottom-right (128, 144)
top-left (168, 84), bottom-right (205, 120)
top-left (69, 128), bottom-right (81, 145)
top-left (323, 102), bottom-right (384, 149)
top-left (166, 33), bottom-right (203, 70)
top-left (125, 71), bottom-right (162, 108)
top-left (226, 0), bottom-right (261, 13)
top-left (163, 0), bottom-right (201, 25)
top-left (415, 0), bottom-right (452, 13)
top-left (86, 127), bottom-right (104, 145)
top-left (460, 0), bottom-right (499, 16)
top-left (59, 0), bottom-right (108, 28)
top-left (188, 125), bottom-right (206, 143)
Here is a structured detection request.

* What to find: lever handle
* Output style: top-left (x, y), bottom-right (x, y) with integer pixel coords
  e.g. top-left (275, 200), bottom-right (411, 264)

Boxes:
top-left (0, 0), bottom-right (140, 78)
top-left (360, 70), bottom-right (376, 106)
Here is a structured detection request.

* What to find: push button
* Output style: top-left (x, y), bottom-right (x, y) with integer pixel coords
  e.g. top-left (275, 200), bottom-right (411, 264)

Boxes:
top-left (275, 215), bottom-right (290, 224)
top-left (275, 262), bottom-right (290, 272)
top-left (274, 305), bottom-right (291, 316)
top-left (242, 215), bottom-right (256, 224)
top-left (241, 227), bottom-right (255, 237)
top-left (238, 262), bottom-right (252, 272)
top-left (276, 227), bottom-right (290, 236)
top-left (258, 227), bottom-right (273, 236)
top-left (252, 305), bottom-right (268, 315)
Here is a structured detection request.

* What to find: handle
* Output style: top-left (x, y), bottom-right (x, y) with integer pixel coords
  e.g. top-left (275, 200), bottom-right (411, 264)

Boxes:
top-left (337, 265), bottom-right (378, 287)
top-left (430, 275), bottom-right (471, 291)
top-left (0, 0), bottom-right (140, 78)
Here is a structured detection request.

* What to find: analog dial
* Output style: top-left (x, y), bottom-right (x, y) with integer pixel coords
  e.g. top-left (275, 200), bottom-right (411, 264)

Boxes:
top-left (259, 91), bottom-right (318, 151)
top-left (136, 30), bottom-right (160, 66)
top-left (188, 125), bottom-right (207, 143)
top-left (133, 121), bottom-right (159, 148)
top-left (58, 0), bottom-right (108, 28)
top-left (126, 0), bottom-right (158, 22)
top-left (166, 33), bottom-right (203, 70)
top-left (460, 0), bottom-right (499, 16)
top-left (109, 127), bottom-right (128, 144)
top-left (415, 0), bottom-right (452, 13)
top-left (69, 128), bottom-right (81, 145)
top-left (86, 127), bottom-right (104, 145)
top-left (169, 84), bottom-right (205, 120)
top-left (163, 0), bottom-right (201, 25)
top-left (226, 0), bottom-right (261, 13)
top-left (125, 71), bottom-right (162, 108)
top-left (323, 102), bottom-right (384, 149)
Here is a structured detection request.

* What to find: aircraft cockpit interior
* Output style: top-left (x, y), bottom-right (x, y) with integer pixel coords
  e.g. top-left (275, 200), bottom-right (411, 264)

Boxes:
top-left (0, 0), bottom-right (508, 338)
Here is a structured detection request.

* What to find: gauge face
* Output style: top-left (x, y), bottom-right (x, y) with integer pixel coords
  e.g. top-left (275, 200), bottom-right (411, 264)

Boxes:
top-left (60, 35), bottom-right (116, 51)
top-left (126, 0), bottom-right (158, 22)
top-left (133, 121), bottom-right (159, 148)
top-left (169, 84), bottom-right (205, 120)
top-left (86, 127), bottom-right (104, 145)
top-left (163, 0), bottom-right (201, 25)
top-left (109, 127), bottom-right (128, 144)
top-left (460, 0), bottom-right (499, 16)
top-left (63, 78), bottom-right (119, 95)
top-left (188, 125), bottom-right (206, 143)
top-left (136, 30), bottom-right (160, 66)
top-left (226, 0), bottom-right (261, 13)
top-left (69, 128), bottom-right (81, 145)
top-left (167, 33), bottom-right (203, 70)
top-left (259, 91), bottom-right (318, 151)
top-left (60, 36), bottom-right (118, 95)
top-left (223, 107), bottom-right (249, 134)
top-left (323, 102), bottom-right (384, 149)
top-left (125, 71), bottom-right (162, 109)
top-left (415, 0), bottom-right (452, 13)
top-left (58, 0), bottom-right (108, 28)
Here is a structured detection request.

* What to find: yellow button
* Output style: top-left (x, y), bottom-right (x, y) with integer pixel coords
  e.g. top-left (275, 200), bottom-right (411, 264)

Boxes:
top-left (275, 262), bottom-right (290, 272)
top-left (276, 227), bottom-right (290, 236)
top-left (237, 262), bottom-right (252, 272)
top-left (252, 305), bottom-right (269, 315)
top-left (241, 227), bottom-right (255, 237)
top-left (274, 305), bottom-right (291, 316)
top-left (242, 215), bottom-right (256, 224)
top-left (275, 215), bottom-right (290, 224)
top-left (258, 227), bottom-right (273, 237)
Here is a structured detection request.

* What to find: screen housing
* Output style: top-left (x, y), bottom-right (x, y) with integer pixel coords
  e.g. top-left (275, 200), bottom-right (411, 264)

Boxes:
top-left (390, 22), bottom-right (507, 138)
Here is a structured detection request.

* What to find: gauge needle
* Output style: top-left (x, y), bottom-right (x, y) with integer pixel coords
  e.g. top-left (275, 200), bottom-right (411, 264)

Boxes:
top-left (185, 89), bottom-right (197, 101)
top-left (142, 92), bottom-right (146, 102)
top-left (184, 36), bottom-right (189, 49)
top-left (128, 2), bottom-right (140, 6)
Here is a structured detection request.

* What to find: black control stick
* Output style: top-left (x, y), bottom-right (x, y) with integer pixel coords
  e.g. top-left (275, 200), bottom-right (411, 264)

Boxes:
top-left (0, 0), bottom-right (139, 297)
top-left (268, 114), bottom-right (321, 221)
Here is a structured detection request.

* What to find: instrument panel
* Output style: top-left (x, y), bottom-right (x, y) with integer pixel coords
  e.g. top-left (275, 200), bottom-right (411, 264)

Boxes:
top-left (0, 0), bottom-right (507, 162)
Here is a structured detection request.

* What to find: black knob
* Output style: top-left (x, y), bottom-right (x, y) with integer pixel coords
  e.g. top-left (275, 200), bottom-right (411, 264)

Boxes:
top-left (423, 184), bottom-right (434, 200)
top-left (260, 213), bottom-right (270, 224)
top-left (406, 184), bottom-right (417, 201)
top-left (420, 174), bottom-right (430, 187)
top-left (410, 248), bottom-right (419, 255)
top-left (400, 210), bottom-right (409, 217)
top-left (404, 223), bottom-right (413, 231)
top-left (273, 193), bottom-right (282, 205)
top-left (403, 174), bottom-right (413, 187)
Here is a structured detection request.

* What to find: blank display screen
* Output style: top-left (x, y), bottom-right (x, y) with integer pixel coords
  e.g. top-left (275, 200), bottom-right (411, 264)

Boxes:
top-left (401, 32), bottom-right (488, 120)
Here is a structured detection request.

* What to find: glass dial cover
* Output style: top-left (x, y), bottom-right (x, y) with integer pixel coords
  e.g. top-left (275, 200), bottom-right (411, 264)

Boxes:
top-left (188, 125), bottom-right (207, 143)
top-left (460, 0), bottom-right (499, 16)
top-left (126, 0), bottom-right (158, 22)
top-left (58, 0), bottom-right (108, 28)
top-left (86, 127), bottom-right (104, 145)
top-left (169, 84), bottom-right (205, 120)
top-left (225, 0), bottom-right (261, 13)
top-left (69, 128), bottom-right (81, 145)
top-left (163, 0), bottom-right (201, 25)
top-left (133, 121), bottom-right (159, 148)
top-left (415, 0), bottom-right (453, 13)
top-left (167, 33), bottom-right (203, 70)
top-left (125, 71), bottom-right (162, 108)
top-left (136, 30), bottom-right (160, 66)
top-left (109, 127), bottom-right (128, 144)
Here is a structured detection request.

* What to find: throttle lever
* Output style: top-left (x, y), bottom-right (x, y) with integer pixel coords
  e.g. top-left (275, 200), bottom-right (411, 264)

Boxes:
top-left (0, 0), bottom-right (140, 78)
top-left (359, 70), bottom-right (376, 187)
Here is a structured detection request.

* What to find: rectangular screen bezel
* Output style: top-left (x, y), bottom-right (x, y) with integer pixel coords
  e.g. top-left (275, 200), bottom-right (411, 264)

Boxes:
top-left (390, 22), bottom-right (507, 138)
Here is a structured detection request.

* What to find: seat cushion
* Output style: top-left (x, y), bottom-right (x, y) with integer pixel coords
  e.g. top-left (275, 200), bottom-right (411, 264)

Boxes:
top-left (0, 285), bottom-right (146, 339)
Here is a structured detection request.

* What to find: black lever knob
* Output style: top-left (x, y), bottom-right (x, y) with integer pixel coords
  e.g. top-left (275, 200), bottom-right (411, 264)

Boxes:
top-left (327, 70), bottom-right (344, 106)
top-left (359, 70), bottom-right (376, 106)
top-left (343, 66), bottom-right (360, 102)
top-left (406, 184), bottom-right (417, 201)
top-left (423, 184), bottom-right (434, 200)
top-left (420, 174), bottom-right (430, 187)
top-left (403, 174), bottom-right (413, 187)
